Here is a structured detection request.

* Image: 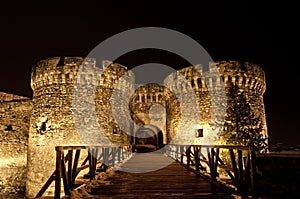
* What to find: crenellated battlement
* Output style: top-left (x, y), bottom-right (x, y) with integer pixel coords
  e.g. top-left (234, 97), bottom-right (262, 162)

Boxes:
top-left (131, 84), bottom-right (167, 105)
top-left (170, 60), bottom-right (266, 95)
top-left (31, 57), bottom-right (99, 92)
top-left (1, 57), bottom-right (268, 198)
top-left (214, 60), bottom-right (265, 81)
top-left (31, 58), bottom-right (265, 97)
top-left (31, 57), bottom-right (136, 95)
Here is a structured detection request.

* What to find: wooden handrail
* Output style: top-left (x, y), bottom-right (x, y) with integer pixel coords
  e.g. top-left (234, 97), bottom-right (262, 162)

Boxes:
top-left (164, 144), bottom-right (257, 198)
top-left (167, 144), bottom-right (251, 150)
top-left (35, 145), bottom-right (133, 199)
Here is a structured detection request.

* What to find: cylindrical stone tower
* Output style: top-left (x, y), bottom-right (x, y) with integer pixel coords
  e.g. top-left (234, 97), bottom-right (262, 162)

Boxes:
top-left (26, 57), bottom-right (86, 198)
top-left (164, 60), bottom-right (268, 145)
top-left (25, 57), bottom-right (135, 198)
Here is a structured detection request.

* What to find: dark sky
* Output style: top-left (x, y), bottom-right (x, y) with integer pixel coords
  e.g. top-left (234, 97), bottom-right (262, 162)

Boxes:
top-left (0, 1), bottom-right (298, 147)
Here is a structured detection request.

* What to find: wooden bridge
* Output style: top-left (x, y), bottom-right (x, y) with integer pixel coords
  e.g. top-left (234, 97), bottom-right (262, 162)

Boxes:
top-left (85, 152), bottom-right (233, 198)
top-left (35, 144), bottom-right (261, 199)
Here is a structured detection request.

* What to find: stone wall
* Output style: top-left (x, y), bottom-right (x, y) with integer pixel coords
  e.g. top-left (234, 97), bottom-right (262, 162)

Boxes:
top-left (0, 99), bottom-right (32, 199)
top-left (95, 62), bottom-right (134, 145)
top-left (26, 57), bottom-right (135, 198)
top-left (0, 57), bottom-right (268, 198)
top-left (129, 84), bottom-right (180, 144)
top-left (27, 57), bottom-right (85, 198)
top-left (164, 61), bottom-right (267, 145)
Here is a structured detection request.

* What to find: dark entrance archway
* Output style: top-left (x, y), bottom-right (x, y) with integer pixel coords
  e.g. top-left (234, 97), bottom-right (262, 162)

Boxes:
top-left (134, 125), bottom-right (164, 153)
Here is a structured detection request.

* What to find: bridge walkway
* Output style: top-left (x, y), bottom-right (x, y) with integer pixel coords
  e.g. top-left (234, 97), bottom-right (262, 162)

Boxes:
top-left (83, 151), bottom-right (234, 199)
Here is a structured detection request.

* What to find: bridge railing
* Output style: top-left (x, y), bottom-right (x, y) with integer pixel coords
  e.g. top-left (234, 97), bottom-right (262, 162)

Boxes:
top-left (35, 145), bottom-right (133, 199)
top-left (164, 144), bottom-right (258, 198)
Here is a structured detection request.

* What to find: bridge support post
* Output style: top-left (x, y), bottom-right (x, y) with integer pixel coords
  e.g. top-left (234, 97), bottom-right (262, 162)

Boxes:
top-left (55, 147), bottom-right (62, 199)
top-left (250, 149), bottom-right (258, 199)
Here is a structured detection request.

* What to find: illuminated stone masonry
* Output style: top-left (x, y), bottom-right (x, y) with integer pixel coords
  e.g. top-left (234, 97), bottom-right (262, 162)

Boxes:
top-left (0, 94), bottom-right (32, 198)
top-left (0, 57), bottom-right (268, 198)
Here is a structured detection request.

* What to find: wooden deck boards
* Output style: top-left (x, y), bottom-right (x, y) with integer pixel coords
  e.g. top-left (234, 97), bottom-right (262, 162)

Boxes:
top-left (87, 152), bottom-right (233, 199)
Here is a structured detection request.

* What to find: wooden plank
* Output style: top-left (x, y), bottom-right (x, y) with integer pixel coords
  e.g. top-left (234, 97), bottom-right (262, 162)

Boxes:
top-left (47, 145), bottom-right (259, 199)
top-left (92, 148), bottom-right (96, 178)
top-left (117, 147), bottom-right (121, 163)
top-left (206, 147), bottom-right (211, 168)
top-left (214, 148), bottom-right (220, 178)
top-left (88, 149), bottom-right (94, 180)
top-left (93, 148), bottom-right (98, 164)
top-left (210, 148), bottom-right (215, 181)
top-left (67, 150), bottom-right (73, 190)
top-left (250, 149), bottom-right (258, 198)
top-left (35, 173), bottom-right (55, 198)
top-left (55, 147), bottom-right (62, 199)
top-left (81, 156), bottom-right (89, 167)
top-left (238, 149), bottom-right (244, 193)
top-left (97, 151), bottom-right (103, 161)
top-left (230, 148), bottom-right (239, 187)
top-left (217, 155), bottom-right (235, 180)
top-left (37, 146), bottom-right (133, 199)
top-left (243, 153), bottom-right (251, 195)
top-left (71, 149), bottom-right (80, 187)
top-left (61, 150), bottom-right (70, 196)
top-left (194, 146), bottom-right (200, 173)
top-left (103, 147), bottom-right (109, 169)
top-left (186, 147), bottom-right (191, 167)
top-left (76, 160), bottom-right (102, 173)
top-left (86, 152), bottom-right (232, 198)
top-left (121, 147), bottom-right (125, 160)
top-left (111, 147), bottom-right (116, 167)
top-left (175, 145), bottom-right (179, 159)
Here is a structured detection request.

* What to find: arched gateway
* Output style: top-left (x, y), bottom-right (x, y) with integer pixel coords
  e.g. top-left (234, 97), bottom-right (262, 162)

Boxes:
top-left (134, 125), bottom-right (164, 152)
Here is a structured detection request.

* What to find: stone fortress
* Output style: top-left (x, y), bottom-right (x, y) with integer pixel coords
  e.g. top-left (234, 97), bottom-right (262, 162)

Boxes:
top-left (0, 57), bottom-right (268, 198)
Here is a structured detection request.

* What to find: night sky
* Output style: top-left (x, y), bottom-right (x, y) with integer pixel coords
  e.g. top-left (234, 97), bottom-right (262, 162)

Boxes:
top-left (0, 1), bottom-right (298, 147)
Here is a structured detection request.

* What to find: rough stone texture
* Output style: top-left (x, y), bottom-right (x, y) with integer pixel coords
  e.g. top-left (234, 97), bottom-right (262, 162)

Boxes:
top-left (27, 57), bottom-right (85, 198)
top-left (164, 61), bottom-right (267, 145)
top-left (0, 99), bottom-right (32, 199)
top-left (0, 57), bottom-right (268, 198)
top-left (129, 84), bottom-right (180, 144)
top-left (95, 63), bottom-right (134, 145)
top-left (26, 57), bottom-right (134, 198)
